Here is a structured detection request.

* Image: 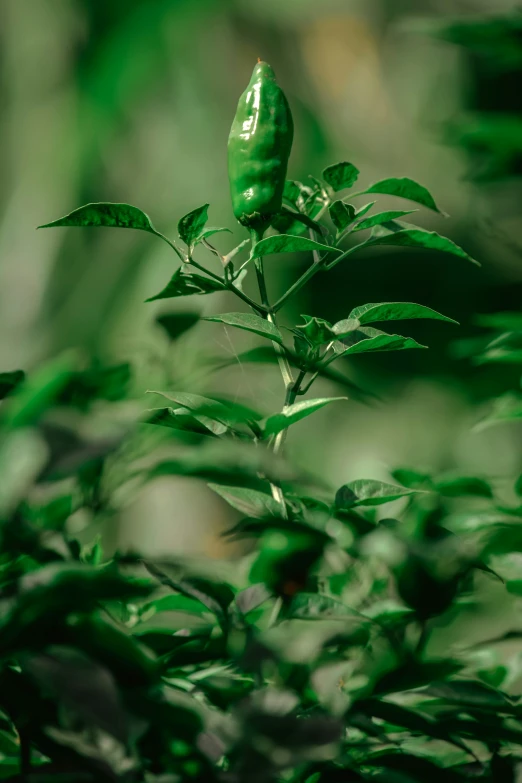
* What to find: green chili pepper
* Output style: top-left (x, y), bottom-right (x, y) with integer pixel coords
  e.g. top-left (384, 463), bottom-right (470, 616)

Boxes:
top-left (228, 60), bottom-right (293, 228)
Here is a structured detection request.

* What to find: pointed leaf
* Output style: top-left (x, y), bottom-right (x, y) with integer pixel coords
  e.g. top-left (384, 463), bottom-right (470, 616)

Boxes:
top-left (146, 267), bottom-right (225, 302)
top-left (322, 162), bottom-right (360, 191)
top-left (332, 328), bottom-right (428, 355)
top-left (263, 397), bottom-right (347, 437)
top-left (250, 234), bottom-right (340, 260)
top-left (147, 407), bottom-right (227, 437)
top-left (348, 302), bottom-right (458, 326)
top-left (434, 475), bottom-right (493, 498)
top-left (335, 479), bottom-right (420, 508)
top-left (294, 315), bottom-right (336, 346)
top-left (147, 391), bottom-right (250, 429)
top-left (203, 312), bottom-right (284, 345)
top-left (196, 226), bottom-right (231, 244)
top-left (475, 311), bottom-right (522, 331)
top-left (178, 204), bottom-right (209, 246)
top-left (352, 209), bottom-right (417, 232)
top-left (329, 200), bottom-right (355, 232)
top-left (353, 177), bottom-right (446, 214)
top-left (38, 202), bottom-right (161, 234)
top-left (354, 201), bottom-right (376, 219)
top-left (208, 484), bottom-right (281, 518)
top-left (366, 227), bottom-right (478, 264)
top-left (279, 207), bottom-right (324, 235)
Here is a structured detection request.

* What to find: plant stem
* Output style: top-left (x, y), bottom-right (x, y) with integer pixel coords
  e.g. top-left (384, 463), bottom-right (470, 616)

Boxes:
top-left (251, 227), bottom-right (299, 515)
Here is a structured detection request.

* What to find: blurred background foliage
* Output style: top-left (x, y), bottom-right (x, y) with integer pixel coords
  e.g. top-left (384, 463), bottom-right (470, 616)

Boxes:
top-left (0, 0), bottom-right (521, 558)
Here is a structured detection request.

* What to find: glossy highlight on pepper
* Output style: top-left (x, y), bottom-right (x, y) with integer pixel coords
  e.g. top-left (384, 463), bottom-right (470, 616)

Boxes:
top-left (228, 60), bottom-right (294, 228)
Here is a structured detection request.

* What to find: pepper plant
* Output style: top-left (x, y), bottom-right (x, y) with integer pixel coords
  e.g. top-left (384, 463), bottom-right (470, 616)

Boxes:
top-left (0, 60), bottom-right (519, 781)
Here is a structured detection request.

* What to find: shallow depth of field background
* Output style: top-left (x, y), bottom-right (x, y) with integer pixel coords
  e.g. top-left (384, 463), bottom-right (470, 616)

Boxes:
top-left (0, 0), bottom-right (521, 603)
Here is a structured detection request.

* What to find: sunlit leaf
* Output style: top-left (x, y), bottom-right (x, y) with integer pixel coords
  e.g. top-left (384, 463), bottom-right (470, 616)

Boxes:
top-left (147, 391), bottom-right (256, 429)
top-left (209, 484), bottom-right (281, 518)
top-left (335, 479), bottom-right (420, 508)
top-left (39, 202), bottom-right (160, 236)
top-left (322, 162), bottom-right (360, 191)
top-left (331, 328), bottom-right (428, 355)
top-left (329, 201), bottom-right (355, 232)
top-left (434, 475), bottom-right (493, 498)
top-left (345, 227), bottom-right (478, 266)
top-left (263, 397), bottom-right (347, 437)
top-left (203, 312), bottom-right (284, 345)
top-left (250, 234), bottom-right (340, 260)
top-left (353, 177), bottom-right (446, 214)
top-left (294, 315), bottom-right (336, 346)
top-left (178, 204), bottom-right (209, 246)
top-left (196, 226), bottom-right (231, 243)
top-left (352, 210), bottom-right (417, 232)
top-left (348, 302), bottom-right (458, 326)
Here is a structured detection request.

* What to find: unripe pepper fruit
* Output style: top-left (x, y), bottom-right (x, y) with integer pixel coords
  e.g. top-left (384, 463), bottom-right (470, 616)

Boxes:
top-left (228, 60), bottom-right (293, 229)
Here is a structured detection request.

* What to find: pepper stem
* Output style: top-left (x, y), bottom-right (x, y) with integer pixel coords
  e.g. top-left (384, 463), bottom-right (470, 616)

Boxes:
top-left (250, 226), bottom-right (305, 516)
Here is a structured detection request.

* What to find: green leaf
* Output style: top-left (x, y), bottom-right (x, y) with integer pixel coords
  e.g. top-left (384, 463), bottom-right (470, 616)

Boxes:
top-left (283, 180), bottom-right (302, 204)
top-left (0, 370), bottom-right (25, 400)
top-left (335, 479), bottom-right (420, 508)
top-left (391, 467), bottom-right (433, 489)
top-left (353, 177), bottom-right (446, 214)
top-left (329, 200), bottom-right (355, 232)
top-left (425, 679), bottom-right (518, 713)
top-left (434, 475), bottom-right (493, 498)
top-left (322, 162), bottom-right (360, 191)
top-left (331, 328), bottom-right (428, 355)
top-left (1, 351), bottom-right (77, 429)
top-left (147, 391), bottom-right (253, 429)
top-left (147, 407), bottom-right (227, 437)
top-left (327, 319), bottom-right (360, 339)
top-left (250, 234), bottom-right (340, 260)
top-left (354, 201), bottom-right (376, 219)
top-left (203, 312), bottom-right (284, 344)
top-left (209, 484), bottom-right (281, 518)
top-left (362, 227), bottom-right (478, 265)
top-left (278, 206), bottom-right (324, 236)
top-left (155, 312), bottom-right (200, 341)
top-left (178, 204), bottom-right (209, 246)
top-left (195, 226), bottom-right (231, 243)
top-left (475, 311), bottom-right (522, 331)
top-left (352, 210), bottom-right (417, 232)
top-left (294, 315), bottom-right (336, 346)
top-left (38, 202), bottom-right (159, 234)
top-left (348, 301), bottom-right (458, 326)
top-left (146, 267), bottom-right (225, 302)
top-left (263, 397), bottom-right (346, 437)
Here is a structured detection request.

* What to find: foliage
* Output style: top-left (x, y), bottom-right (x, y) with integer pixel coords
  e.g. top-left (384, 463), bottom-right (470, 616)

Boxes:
top-left (0, 54), bottom-right (520, 783)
